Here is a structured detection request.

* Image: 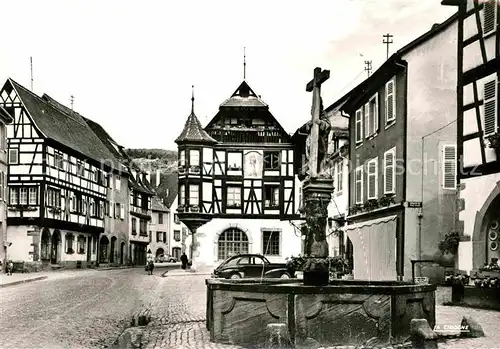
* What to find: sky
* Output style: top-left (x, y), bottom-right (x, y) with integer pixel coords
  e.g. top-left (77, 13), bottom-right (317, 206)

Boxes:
top-left (0, 0), bottom-right (456, 151)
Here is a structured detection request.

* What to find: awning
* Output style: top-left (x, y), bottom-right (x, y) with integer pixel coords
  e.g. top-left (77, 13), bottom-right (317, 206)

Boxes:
top-left (343, 215), bottom-right (398, 281)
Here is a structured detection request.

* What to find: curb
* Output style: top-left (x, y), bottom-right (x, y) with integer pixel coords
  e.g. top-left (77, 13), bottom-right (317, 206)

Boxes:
top-left (0, 276), bottom-right (48, 288)
top-left (163, 272), bottom-right (212, 277)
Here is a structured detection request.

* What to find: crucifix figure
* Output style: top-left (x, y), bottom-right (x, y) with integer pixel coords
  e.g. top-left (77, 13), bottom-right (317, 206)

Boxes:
top-left (301, 67), bottom-right (334, 286)
top-left (305, 67), bottom-right (330, 178)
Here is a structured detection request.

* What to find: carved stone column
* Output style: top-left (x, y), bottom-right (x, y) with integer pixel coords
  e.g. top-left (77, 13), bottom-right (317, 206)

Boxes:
top-left (302, 177), bottom-right (334, 286)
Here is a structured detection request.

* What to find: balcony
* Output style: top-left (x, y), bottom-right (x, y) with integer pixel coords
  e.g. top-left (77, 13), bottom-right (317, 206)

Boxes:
top-left (207, 128), bottom-right (284, 143)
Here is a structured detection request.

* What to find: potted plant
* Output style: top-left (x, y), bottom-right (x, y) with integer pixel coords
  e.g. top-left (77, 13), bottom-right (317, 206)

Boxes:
top-left (349, 204), bottom-right (363, 215)
top-left (378, 194), bottom-right (395, 207)
top-left (189, 165), bottom-right (201, 173)
top-left (190, 205), bottom-right (199, 213)
top-left (364, 199), bottom-right (379, 211)
top-left (177, 205), bottom-right (185, 213)
top-left (446, 273), bottom-right (469, 303)
top-left (437, 231), bottom-right (460, 266)
top-left (178, 165), bottom-right (186, 174)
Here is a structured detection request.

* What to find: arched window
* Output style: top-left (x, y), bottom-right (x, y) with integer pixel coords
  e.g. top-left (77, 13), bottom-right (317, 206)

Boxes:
top-left (218, 228), bottom-right (249, 260)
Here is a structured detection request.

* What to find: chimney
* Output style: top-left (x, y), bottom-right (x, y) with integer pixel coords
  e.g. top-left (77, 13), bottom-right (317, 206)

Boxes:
top-left (156, 169), bottom-right (161, 188)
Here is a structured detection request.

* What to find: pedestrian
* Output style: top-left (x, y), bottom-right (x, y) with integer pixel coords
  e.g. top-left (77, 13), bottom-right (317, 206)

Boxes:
top-left (7, 260), bottom-right (13, 275)
top-left (146, 251), bottom-right (154, 276)
top-left (180, 252), bottom-right (188, 270)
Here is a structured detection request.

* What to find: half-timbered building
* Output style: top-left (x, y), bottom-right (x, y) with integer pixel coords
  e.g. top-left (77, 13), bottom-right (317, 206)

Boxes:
top-left (442, 0), bottom-right (500, 273)
top-left (128, 167), bottom-right (154, 266)
top-left (0, 106), bottom-right (13, 269)
top-left (175, 81), bottom-right (302, 268)
top-left (0, 79), bottom-right (119, 269)
top-left (334, 14), bottom-right (459, 282)
top-left (82, 116), bottom-right (131, 266)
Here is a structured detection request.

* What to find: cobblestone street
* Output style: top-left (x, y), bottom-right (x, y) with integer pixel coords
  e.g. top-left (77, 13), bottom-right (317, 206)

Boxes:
top-left (1, 269), bottom-right (500, 349)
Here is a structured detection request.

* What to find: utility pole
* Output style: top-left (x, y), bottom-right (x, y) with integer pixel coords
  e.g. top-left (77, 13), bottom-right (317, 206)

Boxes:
top-left (364, 60), bottom-right (372, 77)
top-left (383, 33), bottom-right (394, 60)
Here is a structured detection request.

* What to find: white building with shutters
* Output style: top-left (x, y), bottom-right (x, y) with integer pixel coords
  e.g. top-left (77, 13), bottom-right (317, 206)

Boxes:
top-left (328, 14), bottom-right (459, 283)
top-left (442, 0), bottom-right (500, 274)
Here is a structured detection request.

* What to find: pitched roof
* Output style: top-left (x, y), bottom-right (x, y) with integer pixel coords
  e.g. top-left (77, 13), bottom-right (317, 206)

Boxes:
top-left (7, 79), bottom-right (120, 167)
top-left (0, 105), bottom-right (13, 123)
top-left (152, 196), bottom-right (169, 212)
top-left (175, 105), bottom-right (217, 145)
top-left (220, 81), bottom-right (268, 108)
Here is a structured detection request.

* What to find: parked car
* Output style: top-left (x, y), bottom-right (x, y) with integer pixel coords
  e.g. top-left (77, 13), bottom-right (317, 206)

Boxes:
top-left (155, 254), bottom-right (177, 263)
top-left (211, 254), bottom-right (295, 279)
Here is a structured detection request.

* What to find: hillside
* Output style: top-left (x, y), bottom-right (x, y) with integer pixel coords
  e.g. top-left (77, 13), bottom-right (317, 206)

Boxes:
top-left (125, 148), bottom-right (178, 207)
top-left (124, 148), bottom-right (178, 174)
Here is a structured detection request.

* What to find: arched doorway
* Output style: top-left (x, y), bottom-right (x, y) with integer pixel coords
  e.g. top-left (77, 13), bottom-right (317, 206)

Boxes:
top-left (156, 248), bottom-right (164, 258)
top-left (99, 236), bottom-right (109, 263)
top-left (110, 237), bottom-right (117, 263)
top-left (120, 242), bottom-right (125, 265)
top-left (217, 228), bottom-right (249, 260)
top-left (472, 185), bottom-right (500, 269)
top-left (40, 228), bottom-right (51, 262)
top-left (50, 230), bottom-right (61, 264)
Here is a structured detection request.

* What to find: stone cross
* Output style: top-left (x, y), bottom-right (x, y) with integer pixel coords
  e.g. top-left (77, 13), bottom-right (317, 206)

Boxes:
top-left (306, 67), bottom-right (330, 178)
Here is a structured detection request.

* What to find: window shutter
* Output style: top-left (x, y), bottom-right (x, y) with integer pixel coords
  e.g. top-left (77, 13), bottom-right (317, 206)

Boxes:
top-left (355, 109), bottom-right (362, 143)
top-left (483, 0), bottom-right (497, 36)
top-left (364, 103), bottom-right (370, 138)
top-left (0, 172), bottom-right (3, 200)
top-left (120, 204), bottom-right (125, 219)
top-left (368, 159), bottom-right (378, 199)
top-left (483, 78), bottom-right (498, 138)
top-left (385, 79), bottom-right (396, 122)
top-left (443, 145), bottom-right (457, 190)
top-left (355, 167), bottom-right (363, 204)
top-left (384, 150), bottom-right (395, 194)
top-left (374, 94), bottom-right (379, 131)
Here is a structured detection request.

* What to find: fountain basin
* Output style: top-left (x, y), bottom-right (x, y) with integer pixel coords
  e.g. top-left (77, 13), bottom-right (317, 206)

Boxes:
top-left (206, 278), bottom-right (436, 348)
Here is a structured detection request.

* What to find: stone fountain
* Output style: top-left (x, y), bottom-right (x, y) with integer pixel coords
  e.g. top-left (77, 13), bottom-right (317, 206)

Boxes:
top-left (205, 67), bottom-right (436, 348)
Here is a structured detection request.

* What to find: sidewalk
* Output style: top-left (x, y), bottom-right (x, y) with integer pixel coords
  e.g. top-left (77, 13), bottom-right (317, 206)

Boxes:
top-left (161, 265), bottom-right (213, 277)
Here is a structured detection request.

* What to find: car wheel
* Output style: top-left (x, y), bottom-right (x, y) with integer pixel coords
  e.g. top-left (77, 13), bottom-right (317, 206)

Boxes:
top-left (229, 273), bottom-right (241, 279)
top-left (280, 272), bottom-right (291, 279)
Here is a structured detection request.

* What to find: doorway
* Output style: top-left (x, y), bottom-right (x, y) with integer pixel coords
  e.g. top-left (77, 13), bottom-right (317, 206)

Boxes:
top-left (110, 237), bottom-right (117, 263)
top-left (87, 236), bottom-right (92, 263)
top-left (120, 242), bottom-right (125, 265)
top-left (50, 230), bottom-right (61, 264)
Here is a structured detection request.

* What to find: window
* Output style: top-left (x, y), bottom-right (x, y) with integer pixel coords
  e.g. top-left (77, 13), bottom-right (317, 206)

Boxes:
top-left (158, 213), bottom-right (163, 224)
top-left (483, 77), bottom-right (498, 138)
top-left (179, 185), bottom-right (185, 206)
top-left (189, 150), bottom-right (200, 166)
top-left (367, 158), bottom-right (378, 200)
top-left (384, 148), bottom-right (396, 194)
top-left (483, 0), bottom-right (497, 36)
top-left (365, 94), bottom-right (379, 137)
top-left (115, 203), bottom-right (120, 219)
top-left (77, 235), bottom-right (85, 254)
top-left (139, 219), bottom-right (147, 235)
top-left (0, 172), bottom-right (4, 201)
top-left (264, 185), bottom-right (279, 208)
top-left (336, 161), bottom-right (343, 194)
top-left (10, 187), bottom-right (18, 205)
top-left (115, 175), bottom-right (121, 191)
top-left (264, 151), bottom-right (280, 170)
top-left (47, 188), bottom-right (61, 208)
top-left (385, 78), bottom-right (396, 123)
top-left (227, 152), bottom-right (242, 170)
top-left (174, 214), bottom-right (180, 224)
top-left (217, 228), bottom-right (249, 260)
top-left (27, 187), bottom-right (36, 205)
top-left (8, 149), bottom-right (18, 164)
top-left (19, 187), bottom-right (28, 205)
top-left (179, 150), bottom-right (186, 167)
top-left (157, 231), bottom-right (162, 242)
top-left (189, 185), bottom-right (199, 206)
top-left (443, 145), bottom-right (457, 190)
top-left (262, 230), bottom-right (280, 256)
top-left (65, 234), bottom-right (74, 254)
top-left (76, 161), bottom-right (84, 176)
top-left (227, 186), bottom-right (241, 207)
top-left (132, 217), bottom-right (137, 233)
top-left (174, 230), bottom-right (181, 241)
top-left (54, 152), bottom-right (64, 169)
top-left (355, 109), bottom-right (363, 144)
top-left (120, 204), bottom-right (125, 219)
top-left (355, 166), bottom-right (363, 204)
